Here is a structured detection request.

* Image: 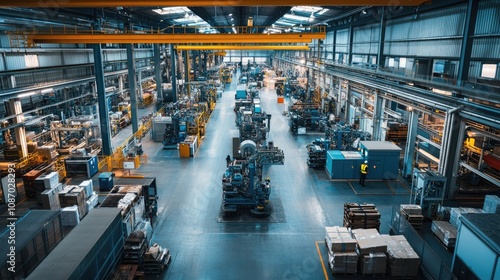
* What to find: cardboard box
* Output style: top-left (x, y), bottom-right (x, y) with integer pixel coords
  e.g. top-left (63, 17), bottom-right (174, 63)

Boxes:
top-left (41, 188), bottom-right (60, 210)
top-left (383, 235), bottom-right (420, 278)
top-left (400, 204), bottom-right (422, 215)
top-left (79, 180), bottom-right (93, 199)
top-left (359, 252), bottom-right (387, 275)
top-left (328, 251), bottom-right (358, 274)
top-left (356, 238), bottom-right (387, 255)
top-left (86, 192), bottom-right (99, 213)
top-left (325, 226), bottom-right (357, 253)
top-left (61, 206), bottom-right (80, 227)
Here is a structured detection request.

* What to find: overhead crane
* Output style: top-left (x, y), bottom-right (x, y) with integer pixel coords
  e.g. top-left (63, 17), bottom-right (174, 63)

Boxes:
top-left (0, 0), bottom-right (430, 8)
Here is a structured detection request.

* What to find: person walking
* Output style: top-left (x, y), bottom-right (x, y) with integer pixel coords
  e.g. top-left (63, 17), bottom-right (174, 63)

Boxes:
top-left (226, 155), bottom-right (232, 167)
top-left (359, 160), bottom-right (369, 187)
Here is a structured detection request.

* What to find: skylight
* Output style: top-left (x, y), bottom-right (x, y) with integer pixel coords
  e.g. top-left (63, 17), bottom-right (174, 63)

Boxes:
top-left (152, 6), bottom-right (190, 15)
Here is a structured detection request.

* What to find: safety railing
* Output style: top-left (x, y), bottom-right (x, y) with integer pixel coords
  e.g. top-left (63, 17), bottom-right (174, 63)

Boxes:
top-left (390, 206), bottom-right (457, 280)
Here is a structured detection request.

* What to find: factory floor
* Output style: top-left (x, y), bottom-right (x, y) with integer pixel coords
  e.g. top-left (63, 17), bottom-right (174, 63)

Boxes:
top-left (130, 76), bottom-right (430, 280)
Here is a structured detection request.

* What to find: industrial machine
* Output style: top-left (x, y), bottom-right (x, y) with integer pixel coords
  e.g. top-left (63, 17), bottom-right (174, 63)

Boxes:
top-left (288, 102), bottom-right (326, 134)
top-left (235, 109), bottom-right (271, 145)
top-left (306, 138), bottom-right (330, 168)
top-left (410, 168), bottom-right (447, 218)
top-left (221, 140), bottom-right (284, 217)
top-left (325, 124), bottom-right (371, 151)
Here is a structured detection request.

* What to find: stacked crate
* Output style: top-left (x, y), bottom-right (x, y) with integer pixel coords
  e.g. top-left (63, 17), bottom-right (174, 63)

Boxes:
top-left (35, 172), bottom-right (60, 204)
top-left (60, 205), bottom-right (80, 226)
top-left (351, 228), bottom-right (387, 276)
top-left (325, 226), bottom-right (358, 275)
top-left (144, 244), bottom-right (171, 275)
top-left (483, 195), bottom-right (500, 213)
top-left (343, 203), bottom-right (381, 231)
top-left (122, 231), bottom-right (148, 269)
top-left (22, 170), bottom-right (43, 198)
top-left (400, 204), bottom-right (424, 233)
top-left (384, 235), bottom-right (420, 278)
top-left (36, 144), bottom-right (58, 161)
top-left (59, 185), bottom-right (87, 220)
top-left (40, 183), bottom-right (63, 210)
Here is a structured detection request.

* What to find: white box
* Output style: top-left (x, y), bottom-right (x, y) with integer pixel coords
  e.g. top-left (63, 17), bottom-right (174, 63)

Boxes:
top-left (85, 192), bottom-right (99, 213)
top-left (44, 172), bottom-right (59, 189)
top-left (79, 180), bottom-right (93, 199)
top-left (61, 206), bottom-right (80, 226)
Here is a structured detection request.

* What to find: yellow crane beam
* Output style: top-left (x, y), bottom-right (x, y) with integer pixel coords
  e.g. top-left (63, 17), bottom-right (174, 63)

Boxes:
top-left (28, 33), bottom-right (324, 44)
top-left (175, 45), bottom-right (309, 50)
top-left (1, 0), bottom-right (430, 8)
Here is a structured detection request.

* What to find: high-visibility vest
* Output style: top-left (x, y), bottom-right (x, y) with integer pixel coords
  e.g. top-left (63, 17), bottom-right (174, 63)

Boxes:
top-left (361, 163), bottom-right (368, 174)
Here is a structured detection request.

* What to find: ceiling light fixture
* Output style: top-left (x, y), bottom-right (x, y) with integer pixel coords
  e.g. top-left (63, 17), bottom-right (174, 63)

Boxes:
top-left (362, 9), bottom-right (367, 14)
top-left (228, 13), bottom-right (233, 16)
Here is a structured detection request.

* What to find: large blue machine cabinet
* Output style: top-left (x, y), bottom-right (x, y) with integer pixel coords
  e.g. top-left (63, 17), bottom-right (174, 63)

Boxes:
top-left (98, 172), bottom-right (115, 191)
top-left (326, 150), bottom-right (364, 179)
top-left (64, 155), bottom-right (99, 178)
top-left (358, 141), bottom-right (402, 180)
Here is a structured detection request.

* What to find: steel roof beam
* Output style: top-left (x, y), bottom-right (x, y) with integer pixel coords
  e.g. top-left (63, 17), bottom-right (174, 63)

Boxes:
top-left (0, 0), bottom-right (430, 8)
top-left (175, 45), bottom-right (309, 50)
top-left (29, 33), bottom-right (324, 44)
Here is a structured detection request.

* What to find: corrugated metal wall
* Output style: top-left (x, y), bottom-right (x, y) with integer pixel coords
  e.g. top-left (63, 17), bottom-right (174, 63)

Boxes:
top-left (475, 0), bottom-right (500, 34)
top-left (384, 3), bottom-right (467, 58)
top-left (335, 29), bottom-right (349, 54)
top-left (353, 23), bottom-right (380, 55)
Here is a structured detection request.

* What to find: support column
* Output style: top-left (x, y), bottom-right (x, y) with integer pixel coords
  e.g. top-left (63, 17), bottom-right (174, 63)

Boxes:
top-left (348, 20), bottom-right (354, 65)
top-left (126, 44), bottom-right (139, 133)
top-left (457, 0), bottom-right (479, 86)
top-left (170, 44), bottom-right (177, 103)
top-left (332, 29), bottom-right (337, 62)
top-left (377, 8), bottom-right (386, 68)
top-left (372, 93), bottom-right (385, 141)
top-left (203, 52), bottom-right (208, 77)
top-left (438, 107), bottom-right (464, 198)
top-left (336, 79), bottom-right (342, 117)
top-left (118, 75), bottom-right (124, 93)
top-left (8, 99), bottom-right (27, 158)
top-left (184, 50), bottom-right (190, 96)
top-left (192, 51), bottom-right (198, 81)
top-left (403, 110), bottom-right (419, 178)
top-left (154, 44), bottom-right (162, 103)
top-left (344, 84), bottom-right (351, 122)
top-left (93, 44), bottom-right (112, 155)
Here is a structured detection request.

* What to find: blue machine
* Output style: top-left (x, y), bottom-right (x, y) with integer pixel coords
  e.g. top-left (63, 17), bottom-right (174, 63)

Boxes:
top-left (326, 150), bottom-right (364, 179)
top-left (358, 141), bottom-right (402, 180)
top-left (221, 140), bottom-right (284, 217)
top-left (235, 85), bottom-right (247, 99)
top-left (98, 172), bottom-right (115, 191)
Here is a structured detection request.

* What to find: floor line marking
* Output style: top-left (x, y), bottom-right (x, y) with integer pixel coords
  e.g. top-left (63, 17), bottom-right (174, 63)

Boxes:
top-left (315, 241), bottom-right (330, 280)
top-left (384, 180), bottom-right (397, 195)
top-left (347, 181), bottom-right (358, 195)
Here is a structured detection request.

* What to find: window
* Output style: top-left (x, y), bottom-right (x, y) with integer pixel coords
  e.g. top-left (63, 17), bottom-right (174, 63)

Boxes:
top-left (388, 58), bottom-right (395, 67)
top-left (25, 54), bottom-right (39, 68)
top-left (400, 57), bottom-right (407, 68)
top-left (481, 64), bottom-right (497, 78)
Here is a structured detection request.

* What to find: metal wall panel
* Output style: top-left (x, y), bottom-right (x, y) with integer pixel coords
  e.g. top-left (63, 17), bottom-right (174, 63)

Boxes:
top-left (0, 35), bottom-right (11, 48)
top-left (354, 23), bottom-right (380, 43)
top-left (385, 4), bottom-right (467, 41)
top-left (62, 52), bottom-right (91, 65)
top-left (472, 37), bottom-right (500, 59)
top-left (468, 61), bottom-right (482, 79)
top-left (5, 53), bottom-right (26, 70)
top-left (38, 53), bottom-right (62, 67)
top-left (385, 39), bottom-right (462, 58)
top-left (335, 29), bottom-right (349, 53)
top-left (353, 43), bottom-right (379, 55)
top-left (475, 0), bottom-right (500, 34)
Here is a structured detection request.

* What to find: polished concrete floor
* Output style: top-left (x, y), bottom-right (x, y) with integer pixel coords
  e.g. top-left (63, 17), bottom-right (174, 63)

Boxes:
top-left (132, 76), bottom-right (417, 280)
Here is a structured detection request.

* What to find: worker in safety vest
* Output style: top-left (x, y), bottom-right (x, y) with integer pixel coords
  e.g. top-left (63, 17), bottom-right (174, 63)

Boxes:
top-left (226, 155), bottom-right (232, 167)
top-left (359, 160), bottom-right (368, 187)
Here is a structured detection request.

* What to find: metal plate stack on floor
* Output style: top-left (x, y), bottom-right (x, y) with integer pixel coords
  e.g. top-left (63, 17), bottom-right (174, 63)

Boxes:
top-left (143, 244), bottom-right (171, 275)
top-left (351, 228), bottom-right (387, 276)
top-left (122, 231), bottom-right (148, 269)
top-left (400, 204), bottom-right (424, 233)
top-left (343, 203), bottom-right (381, 231)
top-left (431, 220), bottom-right (457, 250)
top-left (324, 226), bottom-right (358, 275)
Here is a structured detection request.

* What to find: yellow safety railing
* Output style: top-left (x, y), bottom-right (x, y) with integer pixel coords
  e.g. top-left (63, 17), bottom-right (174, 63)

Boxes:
top-left (54, 158), bottom-right (66, 180)
top-left (15, 152), bottom-right (39, 170)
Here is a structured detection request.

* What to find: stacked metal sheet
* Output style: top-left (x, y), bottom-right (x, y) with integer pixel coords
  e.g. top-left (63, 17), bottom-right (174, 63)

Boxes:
top-left (483, 195), bottom-right (500, 213)
top-left (343, 203), bottom-right (381, 231)
top-left (400, 204), bottom-right (424, 233)
top-left (449, 207), bottom-right (484, 229)
top-left (324, 226), bottom-right (358, 275)
top-left (351, 228), bottom-right (387, 275)
top-left (431, 220), bottom-right (457, 248)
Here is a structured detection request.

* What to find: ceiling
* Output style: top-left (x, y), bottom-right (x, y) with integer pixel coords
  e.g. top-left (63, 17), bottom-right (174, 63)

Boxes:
top-left (0, 5), bottom-right (368, 34)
